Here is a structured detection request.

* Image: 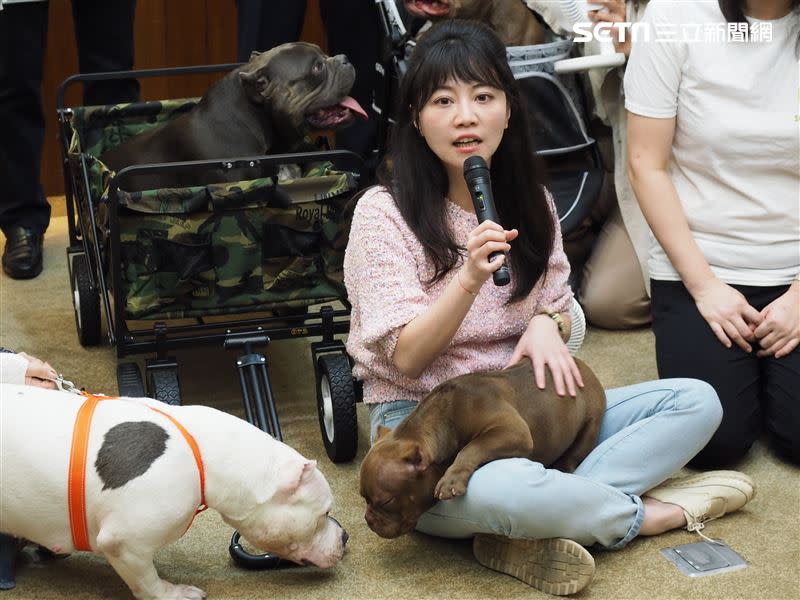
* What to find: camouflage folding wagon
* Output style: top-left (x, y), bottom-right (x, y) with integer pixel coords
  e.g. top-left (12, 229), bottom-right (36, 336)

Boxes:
top-left (57, 65), bottom-right (363, 472)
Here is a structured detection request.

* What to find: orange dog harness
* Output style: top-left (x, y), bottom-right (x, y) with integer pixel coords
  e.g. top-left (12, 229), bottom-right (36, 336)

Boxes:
top-left (68, 392), bottom-right (207, 551)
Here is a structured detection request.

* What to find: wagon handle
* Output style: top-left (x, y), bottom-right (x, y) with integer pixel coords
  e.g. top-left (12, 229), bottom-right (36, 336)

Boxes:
top-left (56, 63), bottom-right (244, 112)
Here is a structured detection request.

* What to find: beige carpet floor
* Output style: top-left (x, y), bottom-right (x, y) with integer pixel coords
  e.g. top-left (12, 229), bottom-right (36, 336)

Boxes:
top-left (1, 213), bottom-right (798, 599)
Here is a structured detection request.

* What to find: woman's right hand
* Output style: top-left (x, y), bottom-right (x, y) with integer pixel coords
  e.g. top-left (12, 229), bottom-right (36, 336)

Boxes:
top-left (691, 278), bottom-right (762, 352)
top-left (460, 220), bottom-right (518, 292)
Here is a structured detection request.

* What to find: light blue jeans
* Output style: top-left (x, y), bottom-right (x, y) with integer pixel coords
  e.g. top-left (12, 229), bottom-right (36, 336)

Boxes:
top-left (368, 378), bottom-right (722, 550)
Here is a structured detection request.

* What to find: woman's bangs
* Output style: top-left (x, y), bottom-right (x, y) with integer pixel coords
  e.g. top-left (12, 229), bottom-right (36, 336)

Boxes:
top-left (412, 41), bottom-right (504, 109)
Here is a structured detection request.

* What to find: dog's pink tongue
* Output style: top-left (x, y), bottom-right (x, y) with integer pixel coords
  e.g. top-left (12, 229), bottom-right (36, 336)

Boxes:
top-left (339, 96), bottom-right (369, 120)
top-left (409, 0), bottom-right (450, 17)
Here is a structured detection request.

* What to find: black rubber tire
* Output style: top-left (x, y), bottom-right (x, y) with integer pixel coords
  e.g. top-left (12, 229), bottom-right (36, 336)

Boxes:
top-left (316, 353), bottom-right (358, 463)
top-left (71, 254), bottom-right (101, 346)
top-left (147, 367), bottom-right (182, 406)
top-left (229, 531), bottom-right (297, 570)
top-left (116, 362), bottom-right (145, 397)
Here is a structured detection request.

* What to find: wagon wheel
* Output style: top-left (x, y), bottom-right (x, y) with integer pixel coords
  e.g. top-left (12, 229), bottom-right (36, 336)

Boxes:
top-left (316, 354), bottom-right (358, 463)
top-left (147, 367), bottom-right (182, 406)
top-left (71, 254), bottom-right (101, 346)
top-left (117, 362), bottom-right (145, 397)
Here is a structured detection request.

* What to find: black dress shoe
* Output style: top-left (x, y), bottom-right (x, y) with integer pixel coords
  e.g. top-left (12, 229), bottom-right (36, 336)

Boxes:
top-left (2, 226), bottom-right (43, 280)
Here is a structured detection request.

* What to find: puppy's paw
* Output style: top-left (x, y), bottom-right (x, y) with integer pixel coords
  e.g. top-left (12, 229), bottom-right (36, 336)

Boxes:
top-left (162, 583), bottom-right (207, 600)
top-left (434, 469), bottom-right (470, 500)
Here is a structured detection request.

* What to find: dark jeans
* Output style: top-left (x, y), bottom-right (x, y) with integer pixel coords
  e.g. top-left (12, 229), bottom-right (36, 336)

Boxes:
top-left (0, 0), bottom-right (139, 234)
top-left (651, 279), bottom-right (799, 468)
top-left (236, 0), bottom-right (379, 159)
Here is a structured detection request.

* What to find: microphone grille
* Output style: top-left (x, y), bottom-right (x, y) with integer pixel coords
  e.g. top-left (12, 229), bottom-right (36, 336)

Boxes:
top-left (463, 156), bottom-right (489, 180)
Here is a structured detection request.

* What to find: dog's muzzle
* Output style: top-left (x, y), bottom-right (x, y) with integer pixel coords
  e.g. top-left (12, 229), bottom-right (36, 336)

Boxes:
top-left (329, 515), bottom-right (349, 546)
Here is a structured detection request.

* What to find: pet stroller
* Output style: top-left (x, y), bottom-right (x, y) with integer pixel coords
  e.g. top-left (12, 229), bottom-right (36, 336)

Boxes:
top-left (374, 0), bottom-right (605, 237)
top-left (57, 64), bottom-right (363, 567)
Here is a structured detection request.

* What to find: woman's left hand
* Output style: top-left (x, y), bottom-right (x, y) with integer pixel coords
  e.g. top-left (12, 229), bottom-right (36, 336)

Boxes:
top-left (505, 315), bottom-right (584, 397)
top-left (752, 282), bottom-right (800, 358)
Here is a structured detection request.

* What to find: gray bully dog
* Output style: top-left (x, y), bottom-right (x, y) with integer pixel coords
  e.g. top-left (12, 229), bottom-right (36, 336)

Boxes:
top-left (100, 42), bottom-right (367, 189)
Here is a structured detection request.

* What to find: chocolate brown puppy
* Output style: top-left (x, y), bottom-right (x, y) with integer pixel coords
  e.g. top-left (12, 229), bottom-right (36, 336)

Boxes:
top-left (404, 0), bottom-right (546, 46)
top-left (360, 358), bottom-right (606, 538)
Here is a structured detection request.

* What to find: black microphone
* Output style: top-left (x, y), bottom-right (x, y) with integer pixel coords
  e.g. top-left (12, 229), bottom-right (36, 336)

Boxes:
top-left (463, 156), bottom-right (511, 287)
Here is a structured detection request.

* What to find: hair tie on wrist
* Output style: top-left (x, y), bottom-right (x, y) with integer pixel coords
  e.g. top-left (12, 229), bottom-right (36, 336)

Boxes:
top-left (457, 271), bottom-right (477, 297)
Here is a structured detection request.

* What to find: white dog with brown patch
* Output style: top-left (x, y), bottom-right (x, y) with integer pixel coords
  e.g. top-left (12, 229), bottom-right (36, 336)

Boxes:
top-left (0, 384), bottom-right (347, 599)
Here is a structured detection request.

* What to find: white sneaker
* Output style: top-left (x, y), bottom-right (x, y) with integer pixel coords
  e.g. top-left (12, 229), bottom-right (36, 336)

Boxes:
top-left (644, 470), bottom-right (756, 536)
top-left (473, 534), bottom-right (595, 596)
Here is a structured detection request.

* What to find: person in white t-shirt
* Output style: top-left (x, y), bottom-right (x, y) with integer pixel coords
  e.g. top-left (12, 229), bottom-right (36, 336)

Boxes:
top-left (626, 0), bottom-right (800, 467)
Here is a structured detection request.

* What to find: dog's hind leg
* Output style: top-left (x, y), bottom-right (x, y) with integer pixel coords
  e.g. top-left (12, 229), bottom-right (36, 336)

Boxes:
top-left (96, 528), bottom-right (206, 600)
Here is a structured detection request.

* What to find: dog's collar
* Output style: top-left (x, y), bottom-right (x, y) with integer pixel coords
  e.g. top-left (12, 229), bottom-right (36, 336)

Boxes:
top-left (68, 392), bottom-right (207, 551)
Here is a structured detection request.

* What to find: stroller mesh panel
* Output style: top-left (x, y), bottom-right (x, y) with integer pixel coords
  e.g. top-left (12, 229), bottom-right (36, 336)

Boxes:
top-left (516, 73), bottom-right (594, 156)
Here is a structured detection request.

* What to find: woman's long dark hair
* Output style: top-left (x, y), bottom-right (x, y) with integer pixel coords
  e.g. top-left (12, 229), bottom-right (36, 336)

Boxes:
top-left (377, 19), bottom-right (553, 303)
top-left (718, 0), bottom-right (800, 54)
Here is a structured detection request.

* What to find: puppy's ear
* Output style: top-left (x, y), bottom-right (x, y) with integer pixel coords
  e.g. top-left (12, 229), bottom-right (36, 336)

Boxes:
top-left (403, 443), bottom-right (429, 472)
top-left (249, 50), bottom-right (262, 61)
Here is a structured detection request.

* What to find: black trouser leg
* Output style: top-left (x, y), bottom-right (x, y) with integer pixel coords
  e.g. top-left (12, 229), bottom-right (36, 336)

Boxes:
top-left (0, 2), bottom-right (51, 234)
top-left (651, 279), bottom-right (800, 468)
top-left (761, 342), bottom-right (800, 464)
top-left (236, 0), bottom-right (307, 62)
top-left (0, 533), bottom-right (16, 589)
top-left (71, 0), bottom-right (139, 105)
top-left (320, 0), bottom-right (379, 158)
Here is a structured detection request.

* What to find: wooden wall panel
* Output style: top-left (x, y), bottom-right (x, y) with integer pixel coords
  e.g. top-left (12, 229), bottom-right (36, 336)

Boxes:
top-left (302, 0), bottom-right (328, 50)
top-left (134, 1), bottom-right (169, 101)
top-left (41, 0), bottom-right (327, 197)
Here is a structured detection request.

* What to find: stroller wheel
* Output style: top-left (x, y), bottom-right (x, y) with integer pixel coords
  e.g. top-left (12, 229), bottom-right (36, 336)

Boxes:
top-left (117, 362), bottom-right (145, 397)
top-left (71, 254), bottom-right (102, 346)
top-left (316, 354), bottom-right (358, 463)
top-left (147, 367), bottom-right (182, 406)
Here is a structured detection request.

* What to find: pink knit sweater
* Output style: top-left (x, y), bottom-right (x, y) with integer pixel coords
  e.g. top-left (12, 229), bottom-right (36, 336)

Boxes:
top-left (344, 186), bottom-right (573, 404)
